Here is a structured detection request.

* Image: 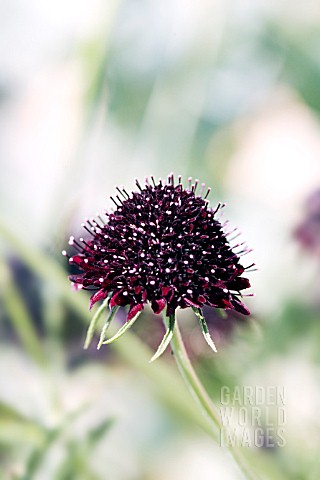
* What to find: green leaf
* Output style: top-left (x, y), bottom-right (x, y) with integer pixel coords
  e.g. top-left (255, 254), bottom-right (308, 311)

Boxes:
top-left (97, 307), bottom-right (119, 350)
top-left (0, 261), bottom-right (45, 365)
top-left (84, 297), bottom-right (109, 349)
top-left (0, 401), bottom-right (45, 446)
top-left (23, 404), bottom-right (89, 480)
top-left (149, 314), bottom-right (175, 363)
top-left (87, 417), bottom-right (115, 447)
top-left (192, 308), bottom-right (217, 353)
top-left (0, 401), bottom-right (30, 424)
top-left (102, 310), bottom-right (142, 345)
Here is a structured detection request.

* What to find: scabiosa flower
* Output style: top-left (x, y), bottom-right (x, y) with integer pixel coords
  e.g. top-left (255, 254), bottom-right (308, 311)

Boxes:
top-left (63, 174), bottom-right (254, 359)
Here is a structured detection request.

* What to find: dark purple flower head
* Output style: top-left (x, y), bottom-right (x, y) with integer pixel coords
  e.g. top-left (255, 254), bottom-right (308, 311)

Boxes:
top-left (63, 174), bottom-right (253, 324)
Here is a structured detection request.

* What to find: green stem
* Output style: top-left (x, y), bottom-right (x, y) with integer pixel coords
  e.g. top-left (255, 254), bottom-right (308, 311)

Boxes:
top-left (0, 261), bottom-right (46, 366)
top-left (165, 314), bottom-right (258, 480)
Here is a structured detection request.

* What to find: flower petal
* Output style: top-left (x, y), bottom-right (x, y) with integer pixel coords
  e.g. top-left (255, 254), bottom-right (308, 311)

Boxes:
top-left (127, 303), bottom-right (143, 320)
top-left (228, 277), bottom-right (251, 290)
top-left (231, 297), bottom-right (250, 315)
top-left (161, 286), bottom-right (174, 302)
top-left (109, 290), bottom-right (128, 309)
top-left (151, 298), bottom-right (166, 314)
top-left (184, 297), bottom-right (202, 308)
top-left (89, 289), bottom-right (108, 310)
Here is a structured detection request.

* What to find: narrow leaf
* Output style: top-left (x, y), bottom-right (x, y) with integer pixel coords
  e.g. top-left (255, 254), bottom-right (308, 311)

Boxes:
top-left (97, 307), bottom-right (119, 349)
top-left (87, 417), bottom-right (115, 447)
top-left (84, 297), bottom-right (109, 349)
top-left (149, 314), bottom-right (175, 363)
top-left (192, 307), bottom-right (217, 353)
top-left (102, 310), bottom-right (142, 345)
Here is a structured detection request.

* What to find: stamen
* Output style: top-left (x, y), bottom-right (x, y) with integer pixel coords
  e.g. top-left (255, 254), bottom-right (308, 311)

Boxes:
top-left (79, 238), bottom-right (93, 250)
top-left (135, 178), bottom-right (143, 191)
top-left (244, 263), bottom-right (256, 270)
top-left (233, 242), bottom-right (246, 250)
top-left (110, 196), bottom-right (119, 207)
top-left (98, 213), bottom-right (107, 226)
top-left (204, 187), bottom-right (211, 200)
top-left (199, 182), bottom-right (205, 197)
top-left (150, 175), bottom-right (156, 187)
top-left (238, 248), bottom-right (253, 257)
top-left (85, 218), bottom-right (94, 227)
top-left (81, 223), bottom-right (95, 237)
top-left (228, 231), bottom-right (242, 242)
top-left (168, 172), bottom-right (174, 185)
top-left (116, 186), bottom-right (127, 200)
top-left (116, 195), bottom-right (124, 205)
top-left (92, 217), bottom-right (103, 228)
top-left (72, 238), bottom-right (85, 251)
top-left (122, 188), bottom-right (130, 198)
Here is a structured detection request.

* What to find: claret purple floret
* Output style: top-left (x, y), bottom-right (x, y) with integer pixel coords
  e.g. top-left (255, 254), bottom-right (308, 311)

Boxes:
top-left (63, 174), bottom-right (253, 321)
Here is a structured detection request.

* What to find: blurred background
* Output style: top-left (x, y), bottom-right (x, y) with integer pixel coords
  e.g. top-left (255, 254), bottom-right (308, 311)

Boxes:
top-left (1, 0), bottom-right (320, 479)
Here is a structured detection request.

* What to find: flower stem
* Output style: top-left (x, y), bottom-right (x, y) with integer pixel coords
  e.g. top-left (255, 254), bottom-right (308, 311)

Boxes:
top-left (164, 314), bottom-right (258, 480)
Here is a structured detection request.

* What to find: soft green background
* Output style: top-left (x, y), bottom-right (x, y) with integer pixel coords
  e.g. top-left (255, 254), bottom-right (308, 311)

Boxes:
top-left (1, 1), bottom-right (320, 479)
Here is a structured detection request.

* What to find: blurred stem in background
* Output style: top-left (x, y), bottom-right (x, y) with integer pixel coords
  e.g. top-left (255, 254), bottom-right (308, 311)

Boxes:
top-left (46, 1), bottom-right (121, 236)
top-left (0, 261), bottom-right (46, 366)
